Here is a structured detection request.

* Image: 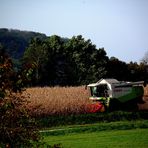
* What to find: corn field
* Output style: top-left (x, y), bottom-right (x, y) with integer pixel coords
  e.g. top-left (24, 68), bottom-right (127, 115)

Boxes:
top-left (23, 86), bottom-right (90, 116)
top-left (23, 86), bottom-right (148, 116)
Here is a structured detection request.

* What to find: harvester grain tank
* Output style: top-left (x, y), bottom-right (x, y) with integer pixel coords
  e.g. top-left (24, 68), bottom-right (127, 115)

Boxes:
top-left (87, 79), bottom-right (144, 111)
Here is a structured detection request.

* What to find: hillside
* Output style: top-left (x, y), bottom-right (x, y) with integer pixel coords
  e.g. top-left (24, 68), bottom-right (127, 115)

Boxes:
top-left (0, 28), bottom-right (47, 59)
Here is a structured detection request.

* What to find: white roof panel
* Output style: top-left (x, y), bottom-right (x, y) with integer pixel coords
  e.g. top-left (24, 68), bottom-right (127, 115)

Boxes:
top-left (98, 79), bottom-right (119, 84)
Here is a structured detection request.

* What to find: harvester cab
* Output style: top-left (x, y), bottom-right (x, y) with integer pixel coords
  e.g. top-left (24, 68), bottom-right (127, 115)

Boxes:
top-left (87, 79), bottom-right (144, 111)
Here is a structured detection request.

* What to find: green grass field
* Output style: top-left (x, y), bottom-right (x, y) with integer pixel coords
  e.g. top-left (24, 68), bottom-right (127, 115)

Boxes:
top-left (43, 128), bottom-right (148, 148)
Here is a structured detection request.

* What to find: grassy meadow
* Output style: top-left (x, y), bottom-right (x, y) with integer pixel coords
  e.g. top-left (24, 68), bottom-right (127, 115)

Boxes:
top-left (38, 120), bottom-right (148, 147)
top-left (43, 128), bottom-right (148, 148)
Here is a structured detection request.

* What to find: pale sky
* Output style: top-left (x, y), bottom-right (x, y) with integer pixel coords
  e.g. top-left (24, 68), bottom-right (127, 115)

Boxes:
top-left (0, 0), bottom-right (148, 62)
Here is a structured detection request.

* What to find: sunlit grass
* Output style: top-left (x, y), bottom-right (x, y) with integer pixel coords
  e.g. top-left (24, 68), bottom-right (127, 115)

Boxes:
top-left (43, 128), bottom-right (148, 148)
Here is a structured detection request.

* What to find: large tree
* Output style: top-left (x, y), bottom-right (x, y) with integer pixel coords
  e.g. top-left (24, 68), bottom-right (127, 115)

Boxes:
top-left (64, 35), bottom-right (108, 84)
top-left (23, 38), bottom-right (48, 85)
top-left (128, 61), bottom-right (148, 82)
top-left (106, 57), bottom-right (129, 81)
top-left (44, 35), bottom-right (67, 85)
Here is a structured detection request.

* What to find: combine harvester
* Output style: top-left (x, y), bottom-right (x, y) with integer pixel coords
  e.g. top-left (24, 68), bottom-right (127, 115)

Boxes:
top-left (87, 79), bottom-right (145, 112)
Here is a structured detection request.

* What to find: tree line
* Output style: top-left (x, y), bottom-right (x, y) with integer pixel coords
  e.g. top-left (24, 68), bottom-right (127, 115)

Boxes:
top-left (22, 35), bottom-right (148, 86)
top-left (1, 34), bottom-right (148, 87)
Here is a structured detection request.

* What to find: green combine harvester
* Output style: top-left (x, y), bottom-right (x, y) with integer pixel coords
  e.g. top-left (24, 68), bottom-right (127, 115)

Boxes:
top-left (87, 79), bottom-right (145, 111)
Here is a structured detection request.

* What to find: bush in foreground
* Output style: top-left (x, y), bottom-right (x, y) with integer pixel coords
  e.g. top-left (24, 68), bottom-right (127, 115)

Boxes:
top-left (0, 48), bottom-right (41, 147)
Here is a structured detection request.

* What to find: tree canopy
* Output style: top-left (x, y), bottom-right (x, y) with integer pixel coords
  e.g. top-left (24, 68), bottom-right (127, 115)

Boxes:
top-left (22, 35), bottom-right (109, 86)
top-left (22, 34), bottom-right (148, 86)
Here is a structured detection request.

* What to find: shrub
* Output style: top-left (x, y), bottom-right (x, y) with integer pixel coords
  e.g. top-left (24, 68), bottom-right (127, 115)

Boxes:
top-left (0, 48), bottom-right (41, 147)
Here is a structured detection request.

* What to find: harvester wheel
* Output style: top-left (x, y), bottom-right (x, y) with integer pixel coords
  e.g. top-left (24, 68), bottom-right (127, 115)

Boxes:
top-left (123, 99), bottom-right (139, 111)
top-left (136, 97), bottom-right (145, 104)
top-left (108, 99), bottom-right (122, 111)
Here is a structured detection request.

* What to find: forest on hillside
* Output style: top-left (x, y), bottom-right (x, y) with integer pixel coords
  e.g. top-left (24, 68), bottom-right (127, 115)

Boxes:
top-left (0, 28), bottom-right (46, 58)
top-left (0, 28), bottom-right (148, 86)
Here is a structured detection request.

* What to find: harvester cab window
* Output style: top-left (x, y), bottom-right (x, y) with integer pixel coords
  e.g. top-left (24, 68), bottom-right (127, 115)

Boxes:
top-left (91, 84), bottom-right (109, 97)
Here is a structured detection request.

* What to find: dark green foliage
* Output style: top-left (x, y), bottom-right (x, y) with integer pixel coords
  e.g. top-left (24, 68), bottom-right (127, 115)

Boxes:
top-left (23, 38), bottom-right (48, 85)
top-left (23, 35), bottom-right (108, 86)
top-left (106, 57), bottom-right (148, 82)
top-left (22, 33), bottom-right (148, 86)
top-left (64, 36), bottom-right (108, 84)
top-left (0, 28), bottom-right (46, 71)
top-left (0, 28), bottom-right (46, 59)
top-left (43, 35), bottom-right (67, 86)
top-left (127, 62), bottom-right (148, 81)
top-left (106, 57), bottom-right (129, 81)
top-left (37, 111), bottom-right (148, 128)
